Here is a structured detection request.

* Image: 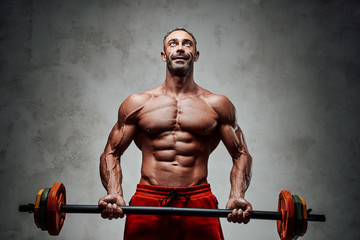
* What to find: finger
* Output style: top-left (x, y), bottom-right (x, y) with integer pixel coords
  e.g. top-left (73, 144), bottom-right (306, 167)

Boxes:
top-left (227, 213), bottom-right (232, 222)
top-left (101, 209), bottom-right (107, 219)
top-left (99, 199), bottom-right (108, 208)
top-left (100, 201), bottom-right (109, 219)
top-left (119, 207), bottom-right (125, 218)
top-left (101, 204), bottom-right (111, 219)
top-left (112, 203), bottom-right (120, 219)
top-left (231, 209), bottom-right (239, 223)
top-left (237, 209), bottom-right (244, 223)
top-left (107, 203), bottom-right (114, 220)
top-left (243, 210), bottom-right (250, 224)
top-left (241, 203), bottom-right (251, 223)
top-left (246, 202), bottom-right (253, 212)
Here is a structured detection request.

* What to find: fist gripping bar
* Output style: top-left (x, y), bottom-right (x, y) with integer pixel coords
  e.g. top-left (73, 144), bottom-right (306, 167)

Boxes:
top-left (19, 182), bottom-right (325, 240)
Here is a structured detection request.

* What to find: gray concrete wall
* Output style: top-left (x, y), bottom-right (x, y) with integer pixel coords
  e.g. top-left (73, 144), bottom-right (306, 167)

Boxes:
top-left (1, 0), bottom-right (359, 239)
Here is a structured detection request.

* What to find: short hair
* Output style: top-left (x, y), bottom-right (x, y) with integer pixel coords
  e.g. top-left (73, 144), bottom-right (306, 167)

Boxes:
top-left (163, 27), bottom-right (197, 48)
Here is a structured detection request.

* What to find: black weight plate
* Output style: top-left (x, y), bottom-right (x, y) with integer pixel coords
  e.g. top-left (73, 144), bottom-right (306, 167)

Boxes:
top-left (39, 188), bottom-right (51, 231)
top-left (293, 194), bottom-right (303, 238)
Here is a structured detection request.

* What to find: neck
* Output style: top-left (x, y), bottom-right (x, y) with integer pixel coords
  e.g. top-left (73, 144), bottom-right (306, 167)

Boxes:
top-left (164, 68), bottom-right (196, 95)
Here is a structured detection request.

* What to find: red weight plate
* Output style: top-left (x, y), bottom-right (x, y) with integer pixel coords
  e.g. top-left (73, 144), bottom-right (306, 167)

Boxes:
top-left (277, 190), bottom-right (295, 240)
top-left (300, 198), bottom-right (308, 237)
top-left (47, 182), bottom-right (66, 236)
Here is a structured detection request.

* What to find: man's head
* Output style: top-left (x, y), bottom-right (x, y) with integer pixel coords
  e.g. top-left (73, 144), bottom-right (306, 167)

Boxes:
top-left (161, 28), bottom-right (199, 77)
top-left (163, 27), bottom-right (197, 51)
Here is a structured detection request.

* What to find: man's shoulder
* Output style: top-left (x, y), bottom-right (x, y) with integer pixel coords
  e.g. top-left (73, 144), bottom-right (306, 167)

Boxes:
top-left (196, 86), bottom-right (230, 102)
top-left (199, 90), bottom-right (233, 109)
top-left (119, 92), bottom-right (152, 115)
top-left (200, 91), bottom-right (236, 123)
top-left (120, 85), bottom-right (164, 112)
top-left (122, 93), bottom-right (151, 108)
top-left (124, 92), bottom-right (152, 104)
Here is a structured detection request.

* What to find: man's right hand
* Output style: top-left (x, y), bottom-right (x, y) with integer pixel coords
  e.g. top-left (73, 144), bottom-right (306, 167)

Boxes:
top-left (98, 194), bottom-right (126, 220)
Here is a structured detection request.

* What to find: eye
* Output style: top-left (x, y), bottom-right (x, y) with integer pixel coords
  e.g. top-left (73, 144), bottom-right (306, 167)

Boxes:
top-left (184, 42), bottom-right (191, 47)
top-left (170, 42), bottom-right (176, 46)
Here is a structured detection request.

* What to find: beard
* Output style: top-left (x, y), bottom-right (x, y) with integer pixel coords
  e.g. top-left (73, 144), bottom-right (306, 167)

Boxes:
top-left (165, 53), bottom-right (194, 77)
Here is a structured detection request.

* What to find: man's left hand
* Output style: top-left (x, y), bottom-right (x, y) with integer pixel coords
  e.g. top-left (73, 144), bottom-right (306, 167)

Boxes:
top-left (225, 197), bottom-right (252, 224)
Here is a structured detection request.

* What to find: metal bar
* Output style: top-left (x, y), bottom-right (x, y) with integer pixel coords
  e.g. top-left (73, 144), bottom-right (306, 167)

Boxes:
top-left (19, 203), bottom-right (325, 222)
top-left (19, 204), bottom-right (35, 213)
top-left (307, 213), bottom-right (326, 222)
top-left (62, 205), bottom-right (282, 220)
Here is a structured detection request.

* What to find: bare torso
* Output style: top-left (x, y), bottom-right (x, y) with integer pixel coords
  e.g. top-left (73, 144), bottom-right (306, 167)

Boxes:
top-left (99, 29), bottom-right (253, 223)
top-left (133, 85), bottom-right (221, 187)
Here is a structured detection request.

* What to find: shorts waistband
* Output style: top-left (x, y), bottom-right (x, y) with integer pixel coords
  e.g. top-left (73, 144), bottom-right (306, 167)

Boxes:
top-left (136, 184), bottom-right (212, 196)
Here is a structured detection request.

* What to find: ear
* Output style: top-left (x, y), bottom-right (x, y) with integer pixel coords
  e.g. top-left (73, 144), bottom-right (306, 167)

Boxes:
top-left (194, 50), bottom-right (200, 62)
top-left (161, 51), bottom-right (167, 62)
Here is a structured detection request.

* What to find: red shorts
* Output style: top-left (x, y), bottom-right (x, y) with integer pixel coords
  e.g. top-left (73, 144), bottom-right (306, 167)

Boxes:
top-left (124, 184), bottom-right (224, 240)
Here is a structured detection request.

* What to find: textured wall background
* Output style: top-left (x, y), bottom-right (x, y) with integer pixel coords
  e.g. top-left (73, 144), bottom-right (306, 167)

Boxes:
top-left (1, 0), bottom-right (359, 239)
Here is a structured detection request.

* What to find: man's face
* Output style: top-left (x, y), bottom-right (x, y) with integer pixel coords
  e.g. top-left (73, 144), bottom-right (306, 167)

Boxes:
top-left (161, 30), bottom-right (199, 76)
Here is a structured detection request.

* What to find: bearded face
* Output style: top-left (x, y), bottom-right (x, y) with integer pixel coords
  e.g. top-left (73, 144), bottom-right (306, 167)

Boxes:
top-left (161, 31), bottom-right (199, 77)
top-left (165, 50), bottom-right (194, 76)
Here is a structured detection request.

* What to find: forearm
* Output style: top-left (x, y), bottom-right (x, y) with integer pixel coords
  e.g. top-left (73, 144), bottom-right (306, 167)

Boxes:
top-left (99, 122), bottom-right (135, 196)
top-left (100, 153), bottom-right (123, 196)
top-left (229, 153), bottom-right (252, 198)
top-left (99, 152), bottom-right (126, 220)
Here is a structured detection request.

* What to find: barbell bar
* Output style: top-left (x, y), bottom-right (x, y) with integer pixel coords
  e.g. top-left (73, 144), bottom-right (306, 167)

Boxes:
top-left (18, 182), bottom-right (325, 240)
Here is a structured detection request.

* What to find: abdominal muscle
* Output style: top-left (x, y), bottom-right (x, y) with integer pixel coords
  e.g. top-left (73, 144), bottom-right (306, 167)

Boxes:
top-left (137, 130), bottom-right (214, 187)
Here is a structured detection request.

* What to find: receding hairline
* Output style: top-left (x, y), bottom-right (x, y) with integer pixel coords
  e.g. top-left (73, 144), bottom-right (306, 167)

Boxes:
top-left (163, 28), bottom-right (197, 48)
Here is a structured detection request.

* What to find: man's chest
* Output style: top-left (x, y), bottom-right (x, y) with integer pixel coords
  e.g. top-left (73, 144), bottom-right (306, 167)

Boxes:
top-left (137, 95), bottom-right (219, 135)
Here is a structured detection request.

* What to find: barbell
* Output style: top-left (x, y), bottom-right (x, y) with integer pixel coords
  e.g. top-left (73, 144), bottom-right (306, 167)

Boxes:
top-left (18, 182), bottom-right (325, 240)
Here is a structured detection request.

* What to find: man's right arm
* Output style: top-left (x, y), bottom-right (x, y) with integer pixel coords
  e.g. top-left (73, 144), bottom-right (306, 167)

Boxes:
top-left (98, 94), bottom-right (146, 219)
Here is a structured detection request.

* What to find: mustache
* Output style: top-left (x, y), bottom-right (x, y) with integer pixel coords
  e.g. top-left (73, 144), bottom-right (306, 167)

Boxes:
top-left (171, 53), bottom-right (190, 60)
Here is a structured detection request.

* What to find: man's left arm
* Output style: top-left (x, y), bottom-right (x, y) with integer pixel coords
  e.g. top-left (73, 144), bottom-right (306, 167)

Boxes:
top-left (215, 95), bottom-right (253, 224)
top-left (223, 124), bottom-right (253, 224)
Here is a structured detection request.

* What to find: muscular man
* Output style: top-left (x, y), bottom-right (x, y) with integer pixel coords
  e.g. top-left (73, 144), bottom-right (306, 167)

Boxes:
top-left (98, 28), bottom-right (253, 240)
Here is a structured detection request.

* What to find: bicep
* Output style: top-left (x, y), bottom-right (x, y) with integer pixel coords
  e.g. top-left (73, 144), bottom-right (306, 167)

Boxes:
top-left (104, 121), bottom-right (137, 157)
top-left (220, 124), bottom-right (242, 159)
top-left (220, 123), bottom-right (252, 180)
top-left (220, 122), bottom-right (251, 156)
top-left (211, 95), bottom-right (250, 158)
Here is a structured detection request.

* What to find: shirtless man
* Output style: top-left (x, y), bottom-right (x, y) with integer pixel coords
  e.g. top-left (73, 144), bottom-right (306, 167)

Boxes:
top-left (98, 28), bottom-right (253, 240)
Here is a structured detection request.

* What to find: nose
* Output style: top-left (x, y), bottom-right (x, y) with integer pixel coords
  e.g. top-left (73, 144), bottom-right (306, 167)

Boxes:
top-left (176, 44), bottom-right (185, 53)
